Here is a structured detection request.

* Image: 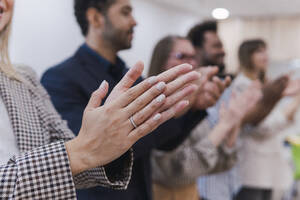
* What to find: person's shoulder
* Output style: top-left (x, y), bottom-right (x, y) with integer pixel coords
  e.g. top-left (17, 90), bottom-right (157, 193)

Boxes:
top-left (231, 73), bottom-right (252, 93)
top-left (41, 53), bottom-right (83, 83)
top-left (44, 45), bottom-right (87, 75)
top-left (46, 56), bottom-right (76, 75)
top-left (16, 64), bottom-right (36, 75)
top-left (15, 65), bottom-right (46, 90)
top-left (16, 65), bottom-right (38, 82)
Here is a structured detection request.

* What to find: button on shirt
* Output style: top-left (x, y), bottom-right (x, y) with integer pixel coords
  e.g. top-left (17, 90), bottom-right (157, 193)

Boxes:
top-left (0, 98), bottom-right (19, 165)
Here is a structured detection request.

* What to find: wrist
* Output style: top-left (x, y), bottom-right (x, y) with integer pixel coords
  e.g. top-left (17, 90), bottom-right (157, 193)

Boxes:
top-left (218, 120), bottom-right (238, 130)
top-left (208, 121), bottom-right (235, 147)
top-left (225, 125), bottom-right (240, 148)
top-left (65, 135), bottom-right (91, 176)
top-left (225, 136), bottom-right (236, 148)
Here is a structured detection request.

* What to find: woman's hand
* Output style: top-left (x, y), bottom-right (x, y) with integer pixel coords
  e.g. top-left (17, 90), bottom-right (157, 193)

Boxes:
top-left (283, 79), bottom-right (300, 96)
top-left (65, 62), bottom-right (199, 175)
top-left (173, 66), bottom-right (231, 117)
top-left (193, 66), bottom-right (231, 110)
top-left (243, 76), bottom-right (289, 126)
top-left (284, 93), bottom-right (300, 122)
top-left (209, 82), bottom-right (262, 148)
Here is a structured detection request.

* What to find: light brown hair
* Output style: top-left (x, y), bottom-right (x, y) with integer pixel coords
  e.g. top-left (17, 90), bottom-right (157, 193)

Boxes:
top-left (0, 17), bottom-right (20, 80)
top-left (148, 35), bottom-right (185, 77)
top-left (238, 39), bottom-right (266, 71)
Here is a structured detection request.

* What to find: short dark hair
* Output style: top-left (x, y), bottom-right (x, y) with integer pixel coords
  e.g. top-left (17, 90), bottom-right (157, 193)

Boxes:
top-left (187, 20), bottom-right (217, 48)
top-left (238, 39), bottom-right (267, 71)
top-left (148, 35), bottom-right (185, 77)
top-left (74, 0), bottom-right (116, 36)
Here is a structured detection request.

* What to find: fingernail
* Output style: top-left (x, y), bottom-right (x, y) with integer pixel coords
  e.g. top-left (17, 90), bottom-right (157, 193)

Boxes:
top-left (148, 76), bottom-right (158, 85)
top-left (182, 100), bottom-right (190, 106)
top-left (186, 64), bottom-right (193, 70)
top-left (156, 82), bottom-right (166, 91)
top-left (99, 80), bottom-right (107, 90)
top-left (153, 113), bottom-right (161, 121)
top-left (156, 94), bottom-right (166, 103)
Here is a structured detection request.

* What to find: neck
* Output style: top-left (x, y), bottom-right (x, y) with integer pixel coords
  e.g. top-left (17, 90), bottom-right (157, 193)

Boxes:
top-left (86, 34), bottom-right (118, 64)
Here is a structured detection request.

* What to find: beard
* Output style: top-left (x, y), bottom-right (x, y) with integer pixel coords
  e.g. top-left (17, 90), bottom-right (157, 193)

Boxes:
top-left (201, 51), bottom-right (226, 74)
top-left (102, 17), bottom-right (133, 51)
top-left (202, 59), bottom-right (226, 74)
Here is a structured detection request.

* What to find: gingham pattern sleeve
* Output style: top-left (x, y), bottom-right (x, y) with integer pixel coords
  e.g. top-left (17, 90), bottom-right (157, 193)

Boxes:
top-left (19, 66), bottom-right (133, 189)
top-left (0, 141), bottom-right (76, 200)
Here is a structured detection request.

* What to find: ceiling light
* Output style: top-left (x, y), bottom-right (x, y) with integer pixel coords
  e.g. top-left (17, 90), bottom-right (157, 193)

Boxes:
top-left (212, 8), bottom-right (230, 20)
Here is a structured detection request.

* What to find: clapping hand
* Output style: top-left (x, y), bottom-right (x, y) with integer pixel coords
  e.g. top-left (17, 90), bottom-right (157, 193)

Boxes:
top-left (66, 62), bottom-right (200, 175)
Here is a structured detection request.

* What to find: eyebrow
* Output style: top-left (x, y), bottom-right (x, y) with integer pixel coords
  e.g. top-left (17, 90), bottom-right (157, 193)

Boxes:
top-left (122, 5), bottom-right (132, 12)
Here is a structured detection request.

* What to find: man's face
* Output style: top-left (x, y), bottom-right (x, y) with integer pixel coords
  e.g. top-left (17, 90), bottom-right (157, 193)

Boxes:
top-left (197, 31), bottom-right (226, 72)
top-left (102, 0), bottom-right (137, 51)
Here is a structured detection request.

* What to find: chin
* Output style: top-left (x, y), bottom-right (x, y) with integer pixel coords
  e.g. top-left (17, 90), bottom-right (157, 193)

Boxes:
top-left (121, 43), bottom-right (132, 50)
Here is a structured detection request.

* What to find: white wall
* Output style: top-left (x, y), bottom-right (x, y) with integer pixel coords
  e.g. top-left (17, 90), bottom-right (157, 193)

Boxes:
top-left (10, 0), bottom-right (83, 76)
top-left (9, 0), bottom-right (201, 77)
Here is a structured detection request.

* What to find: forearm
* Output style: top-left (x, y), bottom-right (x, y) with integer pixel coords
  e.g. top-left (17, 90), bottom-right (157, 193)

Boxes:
top-left (65, 138), bottom-right (89, 175)
top-left (208, 146), bottom-right (237, 174)
top-left (242, 101), bottom-right (276, 126)
top-left (208, 121), bottom-right (236, 147)
top-left (156, 109), bottom-right (207, 151)
top-left (243, 77), bottom-right (288, 126)
top-left (152, 137), bottom-right (219, 187)
top-left (284, 95), bottom-right (300, 121)
top-left (152, 119), bottom-right (233, 187)
top-left (130, 110), bottom-right (207, 159)
top-left (243, 109), bottom-right (289, 140)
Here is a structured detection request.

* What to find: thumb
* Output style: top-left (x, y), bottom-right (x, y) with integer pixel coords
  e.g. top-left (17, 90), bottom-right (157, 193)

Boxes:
top-left (198, 67), bottom-right (218, 86)
top-left (224, 76), bottom-right (232, 87)
top-left (206, 66), bottom-right (219, 80)
top-left (86, 80), bottom-right (109, 110)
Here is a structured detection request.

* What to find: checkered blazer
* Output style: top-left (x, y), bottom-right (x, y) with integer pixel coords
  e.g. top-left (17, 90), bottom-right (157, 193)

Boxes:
top-left (0, 66), bottom-right (133, 199)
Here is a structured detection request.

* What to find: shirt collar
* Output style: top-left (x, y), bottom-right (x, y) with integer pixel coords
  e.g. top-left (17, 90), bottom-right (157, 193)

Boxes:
top-left (81, 43), bottom-right (126, 72)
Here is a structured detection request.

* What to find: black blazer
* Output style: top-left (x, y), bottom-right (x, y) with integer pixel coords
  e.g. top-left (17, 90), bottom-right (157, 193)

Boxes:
top-left (41, 44), bottom-right (207, 200)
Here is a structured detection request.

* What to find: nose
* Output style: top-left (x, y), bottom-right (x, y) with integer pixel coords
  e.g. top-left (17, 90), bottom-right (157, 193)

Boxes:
top-left (131, 15), bottom-right (137, 27)
top-left (220, 46), bottom-right (225, 56)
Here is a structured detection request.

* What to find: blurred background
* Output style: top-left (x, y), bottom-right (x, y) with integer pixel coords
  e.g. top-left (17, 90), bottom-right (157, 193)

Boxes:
top-left (8, 1), bottom-right (300, 198)
top-left (10, 0), bottom-right (300, 77)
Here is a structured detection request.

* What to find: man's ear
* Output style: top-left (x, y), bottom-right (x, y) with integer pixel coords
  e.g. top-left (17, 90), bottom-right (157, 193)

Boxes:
top-left (86, 8), bottom-right (104, 29)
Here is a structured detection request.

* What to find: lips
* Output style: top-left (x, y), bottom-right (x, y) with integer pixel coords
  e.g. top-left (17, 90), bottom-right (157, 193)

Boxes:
top-left (127, 29), bottom-right (134, 40)
top-left (128, 29), bottom-right (134, 35)
top-left (0, 5), bottom-right (3, 19)
top-left (0, 3), bottom-right (4, 14)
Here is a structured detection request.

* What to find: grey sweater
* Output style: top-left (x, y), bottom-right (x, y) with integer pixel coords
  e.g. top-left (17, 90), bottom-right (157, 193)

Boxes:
top-left (151, 118), bottom-right (237, 187)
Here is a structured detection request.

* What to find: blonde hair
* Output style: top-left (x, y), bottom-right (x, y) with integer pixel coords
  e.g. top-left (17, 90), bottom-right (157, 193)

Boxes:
top-left (0, 19), bottom-right (21, 80)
